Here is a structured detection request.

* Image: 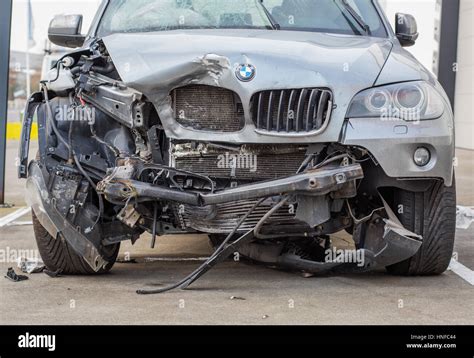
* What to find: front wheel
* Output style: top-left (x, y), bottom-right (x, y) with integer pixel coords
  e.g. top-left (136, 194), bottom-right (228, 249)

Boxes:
top-left (386, 180), bottom-right (456, 276)
top-left (32, 211), bottom-right (120, 275)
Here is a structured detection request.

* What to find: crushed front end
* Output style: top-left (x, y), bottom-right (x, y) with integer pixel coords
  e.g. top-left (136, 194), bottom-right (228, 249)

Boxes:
top-left (19, 32), bottom-right (455, 289)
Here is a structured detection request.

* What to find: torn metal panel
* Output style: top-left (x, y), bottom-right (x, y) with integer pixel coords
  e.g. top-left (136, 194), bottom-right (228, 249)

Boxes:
top-left (26, 162), bottom-right (109, 272)
top-left (79, 72), bottom-right (151, 129)
top-left (376, 220), bottom-right (423, 267)
top-left (358, 195), bottom-right (423, 268)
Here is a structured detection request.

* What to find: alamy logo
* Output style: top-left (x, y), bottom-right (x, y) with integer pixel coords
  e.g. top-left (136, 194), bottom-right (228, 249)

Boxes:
top-left (325, 248), bottom-right (365, 267)
top-left (0, 247), bottom-right (39, 263)
top-left (217, 153), bottom-right (258, 173)
top-left (55, 105), bottom-right (96, 125)
top-left (18, 333), bottom-right (56, 352)
top-left (380, 106), bottom-right (421, 123)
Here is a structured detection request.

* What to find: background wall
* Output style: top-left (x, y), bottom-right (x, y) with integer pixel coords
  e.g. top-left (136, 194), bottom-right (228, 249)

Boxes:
top-left (10, 0), bottom-right (101, 54)
top-left (379, 0), bottom-right (440, 75)
top-left (455, 0), bottom-right (474, 149)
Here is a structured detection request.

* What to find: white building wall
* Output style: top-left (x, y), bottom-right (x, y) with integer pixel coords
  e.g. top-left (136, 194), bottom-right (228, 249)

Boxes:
top-left (455, 0), bottom-right (474, 149)
top-left (379, 0), bottom-right (439, 75)
top-left (10, 0), bottom-right (101, 54)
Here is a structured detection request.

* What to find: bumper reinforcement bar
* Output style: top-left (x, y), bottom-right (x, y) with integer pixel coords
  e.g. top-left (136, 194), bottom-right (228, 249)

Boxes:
top-left (98, 163), bottom-right (364, 206)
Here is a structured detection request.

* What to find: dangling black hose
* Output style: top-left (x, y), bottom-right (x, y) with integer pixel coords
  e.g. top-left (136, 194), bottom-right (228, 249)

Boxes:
top-left (136, 197), bottom-right (268, 295)
top-left (253, 196), bottom-right (292, 239)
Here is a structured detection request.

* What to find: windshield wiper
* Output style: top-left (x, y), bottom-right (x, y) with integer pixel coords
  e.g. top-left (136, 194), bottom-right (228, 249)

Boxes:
top-left (258, 0), bottom-right (280, 30)
top-left (339, 0), bottom-right (371, 35)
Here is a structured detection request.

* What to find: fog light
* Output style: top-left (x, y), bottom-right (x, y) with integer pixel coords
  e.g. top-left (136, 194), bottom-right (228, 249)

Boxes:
top-left (414, 147), bottom-right (431, 167)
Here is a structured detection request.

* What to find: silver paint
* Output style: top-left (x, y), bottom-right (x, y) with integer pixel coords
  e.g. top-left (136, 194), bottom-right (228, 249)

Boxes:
top-left (96, 21), bottom-right (453, 185)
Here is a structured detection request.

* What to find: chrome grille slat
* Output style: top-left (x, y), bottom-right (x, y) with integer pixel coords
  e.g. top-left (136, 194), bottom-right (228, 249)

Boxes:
top-left (307, 89), bottom-right (319, 131)
top-left (316, 91), bottom-right (330, 130)
top-left (296, 89), bottom-right (307, 132)
top-left (267, 91), bottom-right (275, 131)
top-left (287, 90), bottom-right (297, 132)
top-left (276, 90), bottom-right (286, 132)
top-left (252, 88), bottom-right (332, 134)
top-left (257, 92), bottom-right (264, 129)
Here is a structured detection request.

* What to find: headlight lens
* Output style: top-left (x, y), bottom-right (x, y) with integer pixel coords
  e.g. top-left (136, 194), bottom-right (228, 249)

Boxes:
top-left (366, 89), bottom-right (390, 112)
top-left (347, 82), bottom-right (444, 121)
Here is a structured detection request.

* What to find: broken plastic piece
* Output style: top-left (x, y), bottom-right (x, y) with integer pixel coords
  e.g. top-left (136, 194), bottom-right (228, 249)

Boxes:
top-left (456, 206), bottom-right (474, 230)
top-left (117, 258), bottom-right (138, 264)
top-left (5, 268), bottom-right (29, 282)
top-left (44, 269), bottom-right (63, 278)
top-left (17, 257), bottom-right (45, 274)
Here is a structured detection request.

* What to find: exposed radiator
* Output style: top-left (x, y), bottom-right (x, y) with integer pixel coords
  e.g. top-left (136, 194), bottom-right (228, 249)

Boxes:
top-left (172, 85), bottom-right (245, 132)
top-left (173, 144), bottom-right (308, 181)
top-left (179, 199), bottom-right (304, 234)
top-left (172, 144), bottom-right (312, 233)
top-left (251, 88), bottom-right (332, 133)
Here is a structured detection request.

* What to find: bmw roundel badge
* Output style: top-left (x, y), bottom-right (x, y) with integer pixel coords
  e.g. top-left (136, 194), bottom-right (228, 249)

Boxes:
top-left (236, 64), bottom-right (256, 82)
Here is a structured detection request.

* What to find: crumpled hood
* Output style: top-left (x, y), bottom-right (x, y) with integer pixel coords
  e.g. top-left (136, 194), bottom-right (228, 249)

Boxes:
top-left (104, 29), bottom-right (392, 96)
top-left (102, 30), bottom-right (393, 143)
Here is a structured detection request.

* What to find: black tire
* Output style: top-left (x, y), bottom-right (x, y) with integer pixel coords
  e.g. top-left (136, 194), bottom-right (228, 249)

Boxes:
top-left (32, 211), bottom-right (120, 275)
top-left (386, 180), bottom-right (456, 276)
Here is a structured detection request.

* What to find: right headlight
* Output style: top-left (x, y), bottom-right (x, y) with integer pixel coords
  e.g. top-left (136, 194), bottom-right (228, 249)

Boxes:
top-left (347, 81), bottom-right (445, 121)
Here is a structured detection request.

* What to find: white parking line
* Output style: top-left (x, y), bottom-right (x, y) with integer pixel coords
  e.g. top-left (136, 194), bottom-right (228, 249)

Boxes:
top-left (448, 259), bottom-right (474, 286)
top-left (0, 207), bottom-right (31, 228)
top-left (7, 221), bottom-right (33, 227)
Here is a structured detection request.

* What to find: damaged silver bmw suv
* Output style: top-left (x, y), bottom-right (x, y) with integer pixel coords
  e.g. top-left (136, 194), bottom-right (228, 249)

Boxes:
top-left (19, 0), bottom-right (456, 292)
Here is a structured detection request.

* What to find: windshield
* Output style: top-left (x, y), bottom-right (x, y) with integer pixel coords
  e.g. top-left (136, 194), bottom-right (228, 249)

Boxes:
top-left (97, 0), bottom-right (387, 37)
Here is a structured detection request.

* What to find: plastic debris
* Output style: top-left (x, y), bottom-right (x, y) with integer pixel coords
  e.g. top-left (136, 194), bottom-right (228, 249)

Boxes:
top-left (117, 258), bottom-right (138, 264)
top-left (17, 257), bottom-right (45, 274)
top-left (456, 206), bottom-right (474, 230)
top-left (5, 268), bottom-right (29, 282)
top-left (44, 269), bottom-right (63, 278)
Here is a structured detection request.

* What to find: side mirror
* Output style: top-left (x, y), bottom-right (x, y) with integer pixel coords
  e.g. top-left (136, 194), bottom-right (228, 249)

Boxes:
top-left (48, 14), bottom-right (86, 48)
top-left (395, 13), bottom-right (419, 47)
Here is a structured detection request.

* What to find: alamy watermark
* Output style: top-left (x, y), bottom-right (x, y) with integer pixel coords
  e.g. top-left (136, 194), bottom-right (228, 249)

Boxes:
top-left (380, 106), bottom-right (421, 123)
top-left (217, 152), bottom-right (258, 173)
top-left (18, 333), bottom-right (56, 352)
top-left (55, 105), bottom-right (96, 125)
top-left (0, 247), bottom-right (39, 263)
top-left (325, 248), bottom-right (365, 267)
